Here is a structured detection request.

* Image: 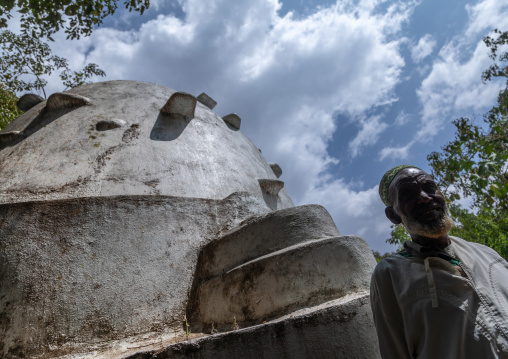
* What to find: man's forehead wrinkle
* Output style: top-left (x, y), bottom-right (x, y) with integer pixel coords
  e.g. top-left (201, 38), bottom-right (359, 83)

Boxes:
top-left (396, 174), bottom-right (432, 186)
top-left (394, 181), bottom-right (417, 190)
top-left (394, 170), bottom-right (432, 184)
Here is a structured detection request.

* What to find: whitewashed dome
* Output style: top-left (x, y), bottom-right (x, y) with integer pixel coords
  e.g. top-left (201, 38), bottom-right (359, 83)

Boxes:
top-left (0, 80), bottom-right (292, 209)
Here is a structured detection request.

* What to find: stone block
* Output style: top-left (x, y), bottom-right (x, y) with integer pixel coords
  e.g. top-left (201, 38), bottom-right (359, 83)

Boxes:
top-left (222, 113), bottom-right (241, 130)
top-left (16, 93), bottom-right (44, 112)
top-left (161, 91), bottom-right (197, 120)
top-left (197, 93), bottom-right (217, 110)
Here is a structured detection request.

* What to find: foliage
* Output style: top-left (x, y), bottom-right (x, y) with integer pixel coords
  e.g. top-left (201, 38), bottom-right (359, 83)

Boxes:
top-left (427, 30), bottom-right (508, 211)
top-left (387, 29), bottom-right (508, 261)
top-left (448, 204), bottom-right (508, 260)
top-left (183, 315), bottom-right (190, 340)
top-left (427, 29), bottom-right (508, 261)
top-left (386, 224), bottom-right (410, 251)
top-left (0, 29), bottom-right (105, 130)
top-left (372, 250), bottom-right (397, 263)
top-left (0, 1), bottom-right (152, 130)
top-left (1, 29), bottom-right (105, 98)
top-left (0, 83), bottom-right (22, 130)
top-left (427, 113), bottom-right (508, 210)
top-left (482, 29), bottom-right (508, 83)
top-left (0, 0), bottom-right (150, 40)
top-left (59, 62), bottom-right (105, 91)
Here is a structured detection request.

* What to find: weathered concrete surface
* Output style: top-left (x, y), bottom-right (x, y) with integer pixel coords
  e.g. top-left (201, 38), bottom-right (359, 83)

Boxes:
top-left (0, 193), bottom-right (270, 358)
top-left (195, 205), bottom-right (341, 281)
top-left (191, 236), bottom-right (375, 329)
top-left (0, 81), bottom-right (293, 209)
top-left (187, 204), bottom-right (376, 342)
top-left (129, 294), bottom-right (381, 359)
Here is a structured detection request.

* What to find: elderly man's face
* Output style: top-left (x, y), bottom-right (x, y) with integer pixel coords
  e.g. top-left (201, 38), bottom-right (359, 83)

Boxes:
top-left (385, 168), bottom-right (453, 238)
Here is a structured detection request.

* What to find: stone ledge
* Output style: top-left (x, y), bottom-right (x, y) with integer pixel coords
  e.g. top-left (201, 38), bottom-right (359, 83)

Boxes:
top-left (127, 293), bottom-right (380, 359)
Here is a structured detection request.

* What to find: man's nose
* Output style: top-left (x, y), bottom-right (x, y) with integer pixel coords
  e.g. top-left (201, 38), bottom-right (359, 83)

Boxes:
top-left (418, 190), bottom-right (432, 203)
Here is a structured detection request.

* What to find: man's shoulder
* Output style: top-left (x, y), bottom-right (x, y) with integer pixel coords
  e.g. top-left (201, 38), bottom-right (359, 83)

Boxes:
top-left (372, 252), bottom-right (410, 276)
top-left (376, 252), bottom-right (406, 264)
top-left (449, 235), bottom-right (503, 258)
top-left (449, 235), bottom-right (485, 248)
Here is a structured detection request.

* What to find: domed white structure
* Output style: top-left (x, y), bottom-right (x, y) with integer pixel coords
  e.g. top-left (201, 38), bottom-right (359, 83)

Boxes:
top-left (0, 81), bottom-right (379, 358)
top-left (0, 81), bottom-right (293, 208)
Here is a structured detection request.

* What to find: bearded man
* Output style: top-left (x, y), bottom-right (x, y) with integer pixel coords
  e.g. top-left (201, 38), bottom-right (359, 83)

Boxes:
top-left (371, 165), bottom-right (508, 359)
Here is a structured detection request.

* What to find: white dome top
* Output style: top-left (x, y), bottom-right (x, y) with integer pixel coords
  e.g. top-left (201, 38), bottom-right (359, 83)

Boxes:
top-left (0, 81), bottom-right (293, 208)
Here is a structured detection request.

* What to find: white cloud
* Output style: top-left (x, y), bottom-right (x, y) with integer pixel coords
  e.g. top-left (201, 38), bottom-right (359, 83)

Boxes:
top-left (379, 141), bottom-right (413, 161)
top-left (416, 39), bottom-right (502, 139)
top-left (465, 0), bottom-right (508, 37)
top-left (411, 34), bottom-right (436, 63)
top-left (394, 110), bottom-right (410, 126)
top-left (301, 181), bottom-right (396, 252)
top-left (386, 0), bottom-right (508, 156)
top-left (43, 0), bottom-right (415, 251)
top-left (349, 115), bottom-right (388, 158)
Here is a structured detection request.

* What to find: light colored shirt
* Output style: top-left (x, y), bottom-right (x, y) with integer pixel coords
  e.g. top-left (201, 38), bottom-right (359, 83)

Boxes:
top-left (371, 236), bottom-right (508, 359)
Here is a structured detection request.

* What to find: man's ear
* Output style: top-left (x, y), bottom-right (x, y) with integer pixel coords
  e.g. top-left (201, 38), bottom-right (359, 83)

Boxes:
top-left (385, 207), bottom-right (402, 225)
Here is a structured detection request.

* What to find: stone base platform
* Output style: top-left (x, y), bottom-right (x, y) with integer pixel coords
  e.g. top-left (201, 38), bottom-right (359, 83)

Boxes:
top-left (127, 293), bottom-right (380, 359)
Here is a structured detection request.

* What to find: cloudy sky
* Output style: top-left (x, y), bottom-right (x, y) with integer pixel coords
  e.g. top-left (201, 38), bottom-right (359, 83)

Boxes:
top-left (30, 0), bottom-right (508, 252)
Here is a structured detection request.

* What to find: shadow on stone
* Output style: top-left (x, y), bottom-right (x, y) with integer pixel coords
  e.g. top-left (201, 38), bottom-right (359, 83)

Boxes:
top-left (0, 106), bottom-right (77, 150)
top-left (149, 113), bottom-right (191, 141)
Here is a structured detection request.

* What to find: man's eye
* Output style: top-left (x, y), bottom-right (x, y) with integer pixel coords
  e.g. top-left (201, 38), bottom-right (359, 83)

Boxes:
top-left (423, 183), bottom-right (437, 192)
top-left (399, 190), bottom-right (415, 200)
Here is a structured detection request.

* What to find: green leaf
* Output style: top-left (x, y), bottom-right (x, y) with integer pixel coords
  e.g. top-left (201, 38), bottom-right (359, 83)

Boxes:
top-left (64, 5), bottom-right (79, 16)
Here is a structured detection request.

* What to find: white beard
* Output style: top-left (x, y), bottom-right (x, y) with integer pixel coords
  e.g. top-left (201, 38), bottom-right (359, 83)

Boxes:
top-left (401, 207), bottom-right (454, 239)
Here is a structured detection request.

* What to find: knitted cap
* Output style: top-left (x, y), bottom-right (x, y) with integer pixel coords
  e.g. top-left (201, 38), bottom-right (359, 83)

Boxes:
top-left (379, 165), bottom-right (421, 206)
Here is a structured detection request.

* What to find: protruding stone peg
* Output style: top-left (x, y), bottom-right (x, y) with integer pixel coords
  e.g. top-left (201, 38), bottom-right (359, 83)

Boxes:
top-left (258, 179), bottom-right (284, 196)
top-left (269, 163), bottom-right (282, 178)
top-left (197, 93), bottom-right (217, 110)
top-left (17, 94), bottom-right (44, 112)
top-left (96, 119), bottom-right (126, 131)
top-left (161, 92), bottom-right (197, 120)
top-left (46, 93), bottom-right (91, 110)
top-left (0, 131), bottom-right (23, 145)
top-left (222, 113), bottom-right (241, 130)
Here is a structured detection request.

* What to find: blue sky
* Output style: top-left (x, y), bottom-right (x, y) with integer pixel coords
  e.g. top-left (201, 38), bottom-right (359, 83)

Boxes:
top-left (34, 0), bottom-right (508, 252)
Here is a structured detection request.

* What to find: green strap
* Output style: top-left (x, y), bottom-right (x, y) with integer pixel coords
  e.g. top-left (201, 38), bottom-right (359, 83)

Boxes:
top-left (450, 258), bottom-right (460, 266)
top-left (398, 251), bottom-right (460, 266)
top-left (398, 250), bottom-right (411, 258)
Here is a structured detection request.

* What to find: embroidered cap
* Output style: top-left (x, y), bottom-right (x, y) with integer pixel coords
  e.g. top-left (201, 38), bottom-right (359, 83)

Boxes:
top-left (379, 165), bottom-right (421, 206)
